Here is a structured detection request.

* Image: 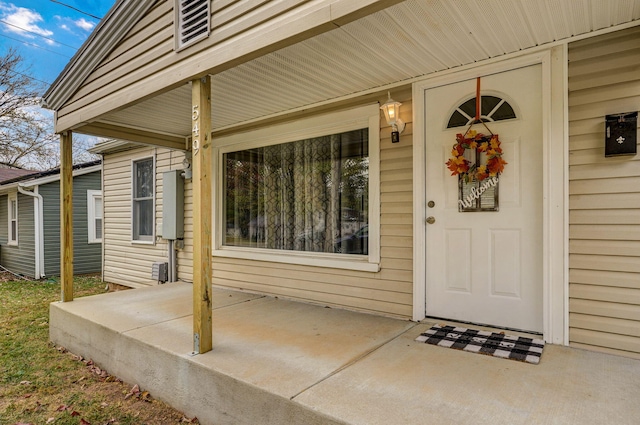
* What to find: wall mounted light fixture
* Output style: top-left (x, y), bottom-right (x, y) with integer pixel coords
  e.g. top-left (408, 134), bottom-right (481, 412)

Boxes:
top-left (380, 91), bottom-right (405, 143)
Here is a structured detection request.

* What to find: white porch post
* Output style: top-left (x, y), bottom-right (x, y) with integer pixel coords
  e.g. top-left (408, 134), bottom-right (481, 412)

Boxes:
top-left (191, 76), bottom-right (213, 354)
top-left (60, 131), bottom-right (74, 302)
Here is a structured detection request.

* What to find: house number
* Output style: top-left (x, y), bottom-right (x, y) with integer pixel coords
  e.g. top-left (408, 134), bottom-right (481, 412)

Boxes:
top-left (192, 105), bottom-right (200, 155)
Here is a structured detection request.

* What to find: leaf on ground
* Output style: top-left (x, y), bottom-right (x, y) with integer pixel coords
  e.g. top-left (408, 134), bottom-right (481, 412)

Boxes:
top-left (46, 418), bottom-right (55, 424)
top-left (56, 405), bottom-right (70, 412)
top-left (70, 411), bottom-right (80, 417)
top-left (80, 419), bottom-right (91, 425)
top-left (125, 383), bottom-right (141, 400)
top-left (19, 380), bottom-right (32, 385)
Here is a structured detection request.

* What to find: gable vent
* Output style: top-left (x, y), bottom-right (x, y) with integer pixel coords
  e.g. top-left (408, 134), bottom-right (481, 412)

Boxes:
top-left (177, 0), bottom-right (210, 49)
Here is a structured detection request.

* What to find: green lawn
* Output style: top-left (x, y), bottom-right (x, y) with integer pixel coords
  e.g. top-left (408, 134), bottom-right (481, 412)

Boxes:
top-left (0, 275), bottom-right (194, 425)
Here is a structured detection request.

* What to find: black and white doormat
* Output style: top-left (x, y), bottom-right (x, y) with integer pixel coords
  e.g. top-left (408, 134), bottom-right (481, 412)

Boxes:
top-left (415, 325), bottom-right (545, 364)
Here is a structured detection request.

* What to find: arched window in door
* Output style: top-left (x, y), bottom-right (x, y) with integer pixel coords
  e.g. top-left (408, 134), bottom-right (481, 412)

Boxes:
top-left (447, 95), bottom-right (516, 128)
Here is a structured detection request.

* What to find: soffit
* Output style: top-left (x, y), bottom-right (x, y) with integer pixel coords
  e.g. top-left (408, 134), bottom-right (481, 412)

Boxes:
top-left (95, 0), bottom-right (640, 140)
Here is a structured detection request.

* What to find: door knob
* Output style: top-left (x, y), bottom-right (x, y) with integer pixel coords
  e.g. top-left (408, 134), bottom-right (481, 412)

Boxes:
top-left (426, 216), bottom-right (436, 224)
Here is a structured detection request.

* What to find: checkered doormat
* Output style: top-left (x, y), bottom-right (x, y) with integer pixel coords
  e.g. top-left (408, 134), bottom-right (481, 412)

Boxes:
top-left (415, 325), bottom-right (545, 364)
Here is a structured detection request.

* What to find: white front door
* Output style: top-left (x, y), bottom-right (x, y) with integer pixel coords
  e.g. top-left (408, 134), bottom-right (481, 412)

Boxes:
top-left (424, 65), bottom-right (543, 332)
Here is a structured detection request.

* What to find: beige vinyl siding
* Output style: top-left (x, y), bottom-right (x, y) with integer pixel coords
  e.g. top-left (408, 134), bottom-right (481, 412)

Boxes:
top-left (212, 94), bottom-right (414, 319)
top-left (568, 26), bottom-right (640, 359)
top-left (103, 96), bottom-right (413, 318)
top-left (56, 0), bottom-right (387, 131)
top-left (103, 146), bottom-right (191, 288)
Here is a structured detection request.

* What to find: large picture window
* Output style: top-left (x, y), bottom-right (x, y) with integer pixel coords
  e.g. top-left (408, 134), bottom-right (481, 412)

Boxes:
top-left (132, 157), bottom-right (154, 242)
top-left (224, 129), bottom-right (369, 255)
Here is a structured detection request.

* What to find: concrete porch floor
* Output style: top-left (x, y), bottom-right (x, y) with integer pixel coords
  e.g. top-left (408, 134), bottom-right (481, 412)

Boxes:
top-left (50, 282), bottom-right (640, 425)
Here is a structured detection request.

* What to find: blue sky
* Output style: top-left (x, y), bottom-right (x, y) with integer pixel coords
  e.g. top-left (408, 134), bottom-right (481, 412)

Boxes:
top-left (0, 0), bottom-right (115, 89)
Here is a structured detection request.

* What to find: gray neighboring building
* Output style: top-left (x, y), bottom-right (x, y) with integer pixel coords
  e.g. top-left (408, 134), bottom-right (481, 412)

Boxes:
top-left (0, 161), bottom-right (102, 278)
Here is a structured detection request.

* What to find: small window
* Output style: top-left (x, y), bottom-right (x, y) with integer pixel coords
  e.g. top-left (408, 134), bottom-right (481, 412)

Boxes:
top-left (447, 95), bottom-right (516, 128)
top-left (87, 190), bottom-right (103, 244)
top-left (7, 193), bottom-right (17, 245)
top-left (132, 157), bottom-right (155, 242)
top-left (176, 0), bottom-right (210, 50)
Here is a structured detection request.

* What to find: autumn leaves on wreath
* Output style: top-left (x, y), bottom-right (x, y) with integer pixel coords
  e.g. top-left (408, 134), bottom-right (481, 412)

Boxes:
top-left (445, 130), bottom-right (507, 182)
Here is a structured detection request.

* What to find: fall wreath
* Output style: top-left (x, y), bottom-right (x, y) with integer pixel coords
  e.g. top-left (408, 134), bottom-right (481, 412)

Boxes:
top-left (445, 129), bottom-right (507, 182)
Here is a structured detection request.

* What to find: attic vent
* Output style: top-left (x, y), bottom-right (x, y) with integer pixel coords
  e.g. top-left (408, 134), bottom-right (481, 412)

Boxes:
top-left (177, 0), bottom-right (210, 49)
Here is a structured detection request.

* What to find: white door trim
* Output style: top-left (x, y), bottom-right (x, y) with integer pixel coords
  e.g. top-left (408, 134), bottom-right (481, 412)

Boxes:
top-left (412, 48), bottom-right (568, 345)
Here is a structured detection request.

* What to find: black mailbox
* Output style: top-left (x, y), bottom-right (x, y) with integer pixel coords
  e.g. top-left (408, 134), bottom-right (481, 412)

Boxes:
top-left (605, 112), bottom-right (637, 157)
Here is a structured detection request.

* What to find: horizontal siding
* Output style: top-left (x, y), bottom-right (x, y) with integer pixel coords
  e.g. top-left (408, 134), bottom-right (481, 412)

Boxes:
top-left (568, 26), bottom-right (640, 358)
top-left (211, 94), bottom-right (413, 319)
top-left (105, 95), bottom-right (414, 318)
top-left (103, 147), bottom-right (191, 288)
top-left (1, 193), bottom-right (35, 277)
top-left (57, 0), bottom-right (372, 129)
top-left (40, 172), bottom-right (102, 276)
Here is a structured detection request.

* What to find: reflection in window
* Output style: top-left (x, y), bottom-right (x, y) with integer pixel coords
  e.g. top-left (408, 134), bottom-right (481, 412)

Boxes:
top-left (224, 129), bottom-right (369, 255)
top-left (132, 158), bottom-right (154, 241)
top-left (447, 95), bottom-right (516, 128)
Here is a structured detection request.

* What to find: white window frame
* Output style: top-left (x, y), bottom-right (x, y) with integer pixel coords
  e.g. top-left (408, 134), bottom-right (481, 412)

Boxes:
top-left (213, 104), bottom-right (381, 272)
top-left (131, 156), bottom-right (156, 244)
top-left (7, 192), bottom-right (18, 246)
top-left (87, 190), bottom-right (103, 244)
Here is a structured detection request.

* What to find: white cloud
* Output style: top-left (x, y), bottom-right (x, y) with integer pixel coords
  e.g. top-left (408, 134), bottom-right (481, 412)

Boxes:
top-left (0, 3), bottom-right (53, 39)
top-left (74, 18), bottom-right (94, 31)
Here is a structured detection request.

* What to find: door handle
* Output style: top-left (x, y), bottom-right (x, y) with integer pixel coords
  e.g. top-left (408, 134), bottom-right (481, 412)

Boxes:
top-left (426, 216), bottom-right (436, 224)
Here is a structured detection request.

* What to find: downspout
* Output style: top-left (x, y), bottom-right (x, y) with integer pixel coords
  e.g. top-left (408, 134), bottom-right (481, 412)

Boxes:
top-left (17, 184), bottom-right (45, 278)
top-left (100, 155), bottom-right (105, 284)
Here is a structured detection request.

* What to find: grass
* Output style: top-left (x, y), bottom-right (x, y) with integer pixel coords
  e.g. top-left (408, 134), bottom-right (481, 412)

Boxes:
top-left (0, 275), bottom-right (196, 425)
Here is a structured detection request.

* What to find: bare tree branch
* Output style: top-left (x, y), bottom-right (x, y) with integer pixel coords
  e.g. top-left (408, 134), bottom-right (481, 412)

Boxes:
top-left (0, 47), bottom-right (97, 170)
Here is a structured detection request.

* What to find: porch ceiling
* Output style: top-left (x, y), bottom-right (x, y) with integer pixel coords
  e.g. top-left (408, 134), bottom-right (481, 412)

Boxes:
top-left (92, 0), bottom-right (640, 141)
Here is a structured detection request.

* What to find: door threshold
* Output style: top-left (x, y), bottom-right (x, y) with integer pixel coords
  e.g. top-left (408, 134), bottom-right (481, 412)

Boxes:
top-left (424, 316), bottom-right (543, 339)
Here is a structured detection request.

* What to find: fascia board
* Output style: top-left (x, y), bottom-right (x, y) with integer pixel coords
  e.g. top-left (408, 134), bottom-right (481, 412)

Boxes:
top-left (89, 140), bottom-right (141, 154)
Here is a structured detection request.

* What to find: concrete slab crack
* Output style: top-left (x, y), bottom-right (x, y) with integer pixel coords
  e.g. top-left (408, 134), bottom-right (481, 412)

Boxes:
top-left (289, 322), bottom-right (419, 400)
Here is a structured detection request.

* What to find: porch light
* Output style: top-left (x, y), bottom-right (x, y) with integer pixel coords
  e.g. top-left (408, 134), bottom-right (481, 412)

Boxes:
top-left (381, 91), bottom-right (405, 143)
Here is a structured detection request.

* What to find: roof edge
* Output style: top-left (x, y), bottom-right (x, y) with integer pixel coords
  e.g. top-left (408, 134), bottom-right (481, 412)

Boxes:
top-left (0, 160), bottom-right (101, 187)
top-left (89, 139), bottom-right (142, 154)
top-left (42, 0), bottom-right (158, 110)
